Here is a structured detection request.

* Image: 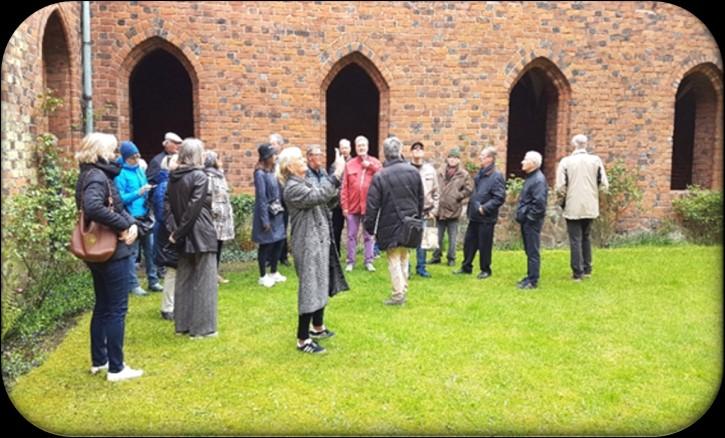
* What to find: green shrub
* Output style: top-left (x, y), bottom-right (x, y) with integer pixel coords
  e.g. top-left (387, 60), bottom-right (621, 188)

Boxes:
top-left (230, 193), bottom-right (256, 251)
top-left (672, 186), bottom-right (723, 244)
top-left (593, 159), bottom-right (643, 246)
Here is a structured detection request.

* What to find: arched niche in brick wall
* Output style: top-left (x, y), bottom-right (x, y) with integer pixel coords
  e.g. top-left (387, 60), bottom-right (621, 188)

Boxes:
top-left (42, 11), bottom-right (72, 150)
top-left (671, 63), bottom-right (723, 190)
top-left (320, 51), bottom-right (390, 167)
top-left (505, 57), bottom-right (571, 185)
top-left (119, 37), bottom-right (199, 159)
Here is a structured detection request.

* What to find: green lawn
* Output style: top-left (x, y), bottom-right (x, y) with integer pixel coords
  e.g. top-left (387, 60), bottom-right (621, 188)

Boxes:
top-left (8, 246), bottom-right (722, 435)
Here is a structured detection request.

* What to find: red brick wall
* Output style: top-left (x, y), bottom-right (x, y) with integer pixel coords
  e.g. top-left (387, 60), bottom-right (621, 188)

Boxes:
top-left (2, 3), bottom-right (82, 196)
top-left (3, 1), bottom-right (723, 231)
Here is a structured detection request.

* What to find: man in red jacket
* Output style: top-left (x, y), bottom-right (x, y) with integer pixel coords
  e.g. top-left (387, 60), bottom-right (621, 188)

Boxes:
top-left (340, 135), bottom-right (382, 272)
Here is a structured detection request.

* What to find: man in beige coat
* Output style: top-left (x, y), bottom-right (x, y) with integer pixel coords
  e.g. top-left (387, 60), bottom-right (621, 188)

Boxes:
top-left (430, 147), bottom-right (474, 266)
top-left (555, 134), bottom-right (609, 281)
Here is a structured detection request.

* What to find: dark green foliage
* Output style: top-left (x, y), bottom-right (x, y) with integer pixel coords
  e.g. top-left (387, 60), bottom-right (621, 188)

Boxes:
top-left (593, 159), bottom-right (644, 246)
top-left (672, 186), bottom-right (723, 244)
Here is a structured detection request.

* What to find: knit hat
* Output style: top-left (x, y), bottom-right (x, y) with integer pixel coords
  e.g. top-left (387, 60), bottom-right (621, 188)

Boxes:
top-left (447, 147), bottom-right (461, 158)
top-left (258, 143), bottom-right (274, 161)
top-left (120, 141), bottom-right (140, 161)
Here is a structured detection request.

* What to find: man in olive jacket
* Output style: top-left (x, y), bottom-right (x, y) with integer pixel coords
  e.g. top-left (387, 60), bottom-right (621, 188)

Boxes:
top-left (454, 146), bottom-right (506, 279)
top-left (430, 147), bottom-right (474, 266)
top-left (364, 137), bottom-right (424, 306)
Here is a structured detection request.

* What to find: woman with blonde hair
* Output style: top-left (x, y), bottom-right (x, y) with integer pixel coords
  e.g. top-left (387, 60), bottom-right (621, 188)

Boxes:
top-left (278, 146), bottom-right (348, 354)
top-left (75, 132), bottom-right (144, 381)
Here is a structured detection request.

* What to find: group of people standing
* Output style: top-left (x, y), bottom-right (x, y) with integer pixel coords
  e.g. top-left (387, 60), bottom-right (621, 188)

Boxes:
top-left (75, 128), bottom-right (609, 376)
top-left (75, 132), bottom-right (235, 381)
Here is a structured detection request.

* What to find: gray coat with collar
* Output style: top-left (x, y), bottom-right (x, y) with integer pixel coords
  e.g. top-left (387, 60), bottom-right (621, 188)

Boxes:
top-left (284, 174), bottom-right (349, 315)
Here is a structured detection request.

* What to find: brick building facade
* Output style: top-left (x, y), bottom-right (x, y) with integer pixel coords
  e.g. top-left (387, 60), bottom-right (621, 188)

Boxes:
top-left (2, 1), bottom-right (722, 230)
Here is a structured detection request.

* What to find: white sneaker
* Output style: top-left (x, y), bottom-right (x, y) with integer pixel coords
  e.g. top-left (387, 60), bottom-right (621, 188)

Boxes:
top-left (345, 264), bottom-right (353, 272)
top-left (107, 365), bottom-right (143, 382)
top-left (270, 272), bottom-right (287, 283)
top-left (258, 274), bottom-right (275, 288)
top-left (90, 362), bottom-right (108, 375)
top-left (365, 263), bottom-right (376, 272)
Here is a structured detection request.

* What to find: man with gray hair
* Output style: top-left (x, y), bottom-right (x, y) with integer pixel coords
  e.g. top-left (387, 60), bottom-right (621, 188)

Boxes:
top-left (555, 134), bottom-right (609, 281)
top-left (364, 137), bottom-right (424, 305)
top-left (515, 150), bottom-right (548, 290)
top-left (269, 133), bottom-right (285, 155)
top-left (454, 146), bottom-right (506, 279)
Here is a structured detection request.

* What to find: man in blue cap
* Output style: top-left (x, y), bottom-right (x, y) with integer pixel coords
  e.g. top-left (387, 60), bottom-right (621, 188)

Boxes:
top-left (115, 140), bottom-right (162, 295)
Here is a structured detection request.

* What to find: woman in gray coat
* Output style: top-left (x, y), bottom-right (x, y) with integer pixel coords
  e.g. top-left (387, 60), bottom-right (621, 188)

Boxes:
top-left (278, 147), bottom-right (348, 354)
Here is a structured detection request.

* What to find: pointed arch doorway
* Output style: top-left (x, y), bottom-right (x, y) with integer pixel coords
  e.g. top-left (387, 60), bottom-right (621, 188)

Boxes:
top-left (322, 53), bottom-right (389, 169)
top-left (129, 48), bottom-right (194, 161)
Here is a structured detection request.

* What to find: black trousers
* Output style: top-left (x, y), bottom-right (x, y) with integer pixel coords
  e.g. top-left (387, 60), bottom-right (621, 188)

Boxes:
top-left (216, 240), bottom-right (223, 268)
top-left (298, 307), bottom-right (325, 340)
top-left (521, 219), bottom-right (543, 284)
top-left (331, 207), bottom-right (344, 257)
top-left (258, 241), bottom-right (283, 277)
top-left (461, 221), bottom-right (495, 274)
top-left (566, 218), bottom-right (593, 277)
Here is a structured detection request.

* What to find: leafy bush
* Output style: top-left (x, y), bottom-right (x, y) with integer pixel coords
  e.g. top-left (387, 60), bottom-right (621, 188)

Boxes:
top-left (593, 159), bottom-right (643, 246)
top-left (230, 193), bottom-right (256, 251)
top-left (2, 134), bottom-right (83, 339)
top-left (672, 186), bottom-right (723, 244)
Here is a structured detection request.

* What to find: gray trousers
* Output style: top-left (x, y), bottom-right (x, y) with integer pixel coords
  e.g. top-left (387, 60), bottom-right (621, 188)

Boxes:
top-left (432, 218), bottom-right (459, 262)
top-left (566, 218), bottom-right (593, 277)
top-left (175, 252), bottom-right (218, 336)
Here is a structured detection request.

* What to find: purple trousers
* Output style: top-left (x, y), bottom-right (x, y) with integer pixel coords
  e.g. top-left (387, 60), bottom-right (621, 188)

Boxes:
top-left (346, 213), bottom-right (374, 266)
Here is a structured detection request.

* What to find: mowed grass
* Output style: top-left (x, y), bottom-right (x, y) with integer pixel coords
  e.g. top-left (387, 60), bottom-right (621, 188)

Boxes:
top-left (8, 245), bottom-right (722, 435)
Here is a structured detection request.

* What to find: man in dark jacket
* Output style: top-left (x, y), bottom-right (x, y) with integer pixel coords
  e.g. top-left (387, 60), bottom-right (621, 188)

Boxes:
top-left (454, 146), bottom-right (506, 279)
top-left (515, 151), bottom-right (548, 290)
top-left (364, 137), bottom-right (424, 306)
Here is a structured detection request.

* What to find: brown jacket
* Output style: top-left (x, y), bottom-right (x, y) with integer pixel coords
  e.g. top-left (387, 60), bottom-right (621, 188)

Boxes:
top-left (436, 164), bottom-right (474, 220)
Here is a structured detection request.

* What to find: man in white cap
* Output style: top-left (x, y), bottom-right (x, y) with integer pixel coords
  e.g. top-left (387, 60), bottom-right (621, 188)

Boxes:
top-left (147, 132), bottom-right (183, 187)
top-left (555, 134), bottom-right (609, 281)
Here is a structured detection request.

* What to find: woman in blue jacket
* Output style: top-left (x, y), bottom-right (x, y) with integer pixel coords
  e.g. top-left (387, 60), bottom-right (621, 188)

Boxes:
top-left (115, 141), bottom-right (162, 295)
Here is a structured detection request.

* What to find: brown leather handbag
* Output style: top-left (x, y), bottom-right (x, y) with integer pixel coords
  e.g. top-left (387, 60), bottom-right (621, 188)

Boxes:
top-left (70, 179), bottom-right (118, 262)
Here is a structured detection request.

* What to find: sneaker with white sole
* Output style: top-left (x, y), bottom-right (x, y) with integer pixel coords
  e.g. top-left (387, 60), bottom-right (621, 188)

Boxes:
top-left (345, 264), bottom-right (353, 272)
top-left (90, 362), bottom-right (109, 375)
top-left (258, 274), bottom-right (275, 288)
top-left (190, 331), bottom-right (218, 340)
top-left (297, 339), bottom-right (326, 354)
top-left (270, 272), bottom-right (287, 283)
top-left (309, 328), bottom-right (335, 340)
top-left (365, 263), bottom-right (376, 272)
top-left (107, 365), bottom-right (143, 382)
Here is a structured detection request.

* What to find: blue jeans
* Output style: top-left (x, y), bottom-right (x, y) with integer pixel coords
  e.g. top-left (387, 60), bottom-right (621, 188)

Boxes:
top-left (130, 232), bottom-right (159, 288)
top-left (416, 246), bottom-right (428, 274)
top-left (88, 256), bottom-right (132, 373)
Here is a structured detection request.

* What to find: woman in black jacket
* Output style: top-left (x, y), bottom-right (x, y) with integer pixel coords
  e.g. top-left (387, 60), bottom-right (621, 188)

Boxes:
top-left (75, 133), bottom-right (144, 382)
top-left (167, 138), bottom-right (219, 338)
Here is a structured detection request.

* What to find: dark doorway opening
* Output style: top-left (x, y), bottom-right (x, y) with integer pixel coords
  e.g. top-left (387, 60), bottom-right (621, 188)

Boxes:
top-left (325, 63), bottom-right (380, 168)
top-left (130, 49), bottom-right (194, 161)
top-left (506, 69), bottom-right (549, 180)
top-left (671, 80), bottom-right (696, 190)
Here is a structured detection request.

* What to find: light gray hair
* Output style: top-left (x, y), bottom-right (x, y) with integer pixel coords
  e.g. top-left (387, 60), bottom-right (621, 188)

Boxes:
top-left (571, 134), bottom-right (588, 149)
top-left (306, 144), bottom-right (323, 156)
top-left (178, 138), bottom-right (205, 167)
top-left (480, 146), bottom-right (497, 161)
top-left (204, 150), bottom-right (219, 168)
top-left (338, 138), bottom-right (351, 149)
top-left (524, 150), bottom-right (543, 169)
top-left (382, 136), bottom-right (403, 161)
top-left (269, 133), bottom-right (285, 146)
top-left (355, 135), bottom-right (368, 146)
